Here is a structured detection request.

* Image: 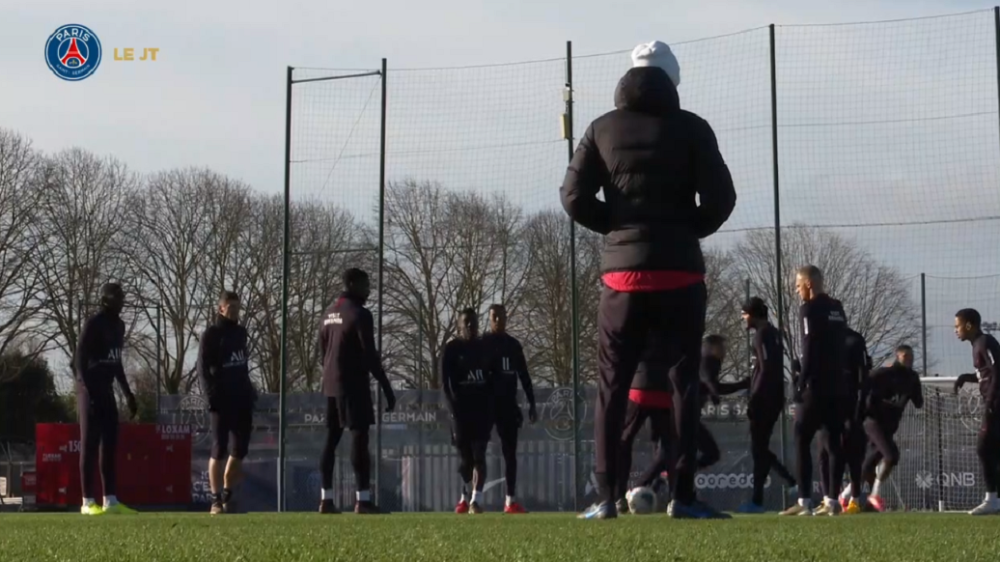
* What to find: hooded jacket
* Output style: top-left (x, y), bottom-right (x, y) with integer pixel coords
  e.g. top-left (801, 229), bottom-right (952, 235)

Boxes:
top-left (560, 66), bottom-right (736, 284)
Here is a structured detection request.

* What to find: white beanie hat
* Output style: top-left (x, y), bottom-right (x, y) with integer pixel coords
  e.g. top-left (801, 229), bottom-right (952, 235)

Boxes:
top-left (631, 41), bottom-right (680, 86)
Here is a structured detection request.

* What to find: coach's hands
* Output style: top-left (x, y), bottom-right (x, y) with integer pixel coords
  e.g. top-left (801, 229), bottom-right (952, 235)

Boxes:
top-left (125, 391), bottom-right (138, 420)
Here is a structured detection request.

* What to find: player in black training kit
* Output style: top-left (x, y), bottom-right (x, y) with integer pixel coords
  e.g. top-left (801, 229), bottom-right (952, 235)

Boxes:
top-left (734, 297), bottom-right (797, 514)
top-left (481, 304), bottom-right (537, 514)
top-left (198, 291), bottom-right (257, 515)
top-left (76, 283), bottom-right (138, 515)
top-left (953, 308), bottom-right (1000, 515)
top-left (443, 308), bottom-right (494, 515)
top-left (781, 266), bottom-right (848, 516)
top-left (830, 327), bottom-right (873, 514)
top-left (855, 345), bottom-right (922, 513)
top-left (318, 269), bottom-right (396, 515)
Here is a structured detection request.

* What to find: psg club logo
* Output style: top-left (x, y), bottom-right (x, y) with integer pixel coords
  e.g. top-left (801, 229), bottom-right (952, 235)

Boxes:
top-left (44, 24), bottom-right (102, 81)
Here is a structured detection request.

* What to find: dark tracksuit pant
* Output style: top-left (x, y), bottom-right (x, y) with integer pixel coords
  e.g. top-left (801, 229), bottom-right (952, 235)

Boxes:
top-left (749, 402), bottom-right (796, 505)
top-left (795, 389), bottom-right (847, 501)
top-left (595, 282), bottom-right (706, 505)
top-left (77, 386), bottom-right (119, 499)
top-left (978, 410), bottom-right (1000, 493)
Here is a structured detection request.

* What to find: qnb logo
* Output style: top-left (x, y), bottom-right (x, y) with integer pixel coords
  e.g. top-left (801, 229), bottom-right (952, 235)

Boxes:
top-left (323, 313), bottom-right (343, 326)
top-left (914, 471), bottom-right (976, 490)
top-left (45, 24), bottom-right (102, 81)
top-left (695, 473), bottom-right (771, 490)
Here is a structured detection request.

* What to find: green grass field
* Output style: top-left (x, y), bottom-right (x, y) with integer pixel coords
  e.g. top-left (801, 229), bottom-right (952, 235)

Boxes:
top-left (1, 512), bottom-right (998, 561)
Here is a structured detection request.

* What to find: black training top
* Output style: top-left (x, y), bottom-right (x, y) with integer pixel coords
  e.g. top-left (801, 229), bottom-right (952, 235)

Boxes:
top-left (971, 332), bottom-right (1000, 406)
top-left (318, 293), bottom-right (389, 398)
top-left (198, 315), bottom-right (256, 410)
top-left (481, 332), bottom-right (535, 411)
top-left (75, 310), bottom-right (129, 399)
top-left (440, 337), bottom-right (494, 419)
top-left (560, 66), bottom-right (736, 276)
top-left (797, 294), bottom-right (848, 396)
top-left (863, 362), bottom-right (923, 430)
top-left (751, 322), bottom-right (785, 403)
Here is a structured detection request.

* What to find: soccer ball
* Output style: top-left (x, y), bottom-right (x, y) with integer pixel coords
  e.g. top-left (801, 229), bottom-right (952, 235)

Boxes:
top-left (626, 486), bottom-right (658, 515)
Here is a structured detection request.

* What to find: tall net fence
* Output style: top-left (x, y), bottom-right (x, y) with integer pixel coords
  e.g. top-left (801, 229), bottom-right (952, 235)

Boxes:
top-left (143, 9), bottom-right (1000, 514)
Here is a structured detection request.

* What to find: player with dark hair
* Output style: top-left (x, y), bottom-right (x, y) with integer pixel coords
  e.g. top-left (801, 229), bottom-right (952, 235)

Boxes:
top-left (953, 308), bottom-right (1000, 515)
top-left (616, 340), bottom-right (676, 514)
top-left (481, 303), bottom-right (537, 514)
top-left (443, 308), bottom-right (494, 515)
top-left (852, 344), bottom-right (923, 513)
top-left (561, 40), bottom-right (736, 519)
top-left (318, 268), bottom-right (396, 514)
top-left (198, 290), bottom-right (257, 515)
top-left (75, 282), bottom-right (138, 515)
top-left (734, 297), bottom-right (797, 514)
top-left (828, 327), bottom-right (872, 515)
top-left (781, 265), bottom-right (847, 516)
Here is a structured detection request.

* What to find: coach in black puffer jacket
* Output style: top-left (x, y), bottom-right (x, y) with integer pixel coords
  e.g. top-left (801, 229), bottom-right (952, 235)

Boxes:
top-left (562, 41), bottom-right (735, 519)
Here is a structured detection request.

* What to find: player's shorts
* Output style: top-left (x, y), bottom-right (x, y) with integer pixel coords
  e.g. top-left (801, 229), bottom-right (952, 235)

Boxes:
top-left (622, 399), bottom-right (672, 443)
top-left (452, 414), bottom-right (493, 448)
top-left (210, 407), bottom-right (253, 460)
top-left (326, 392), bottom-right (375, 431)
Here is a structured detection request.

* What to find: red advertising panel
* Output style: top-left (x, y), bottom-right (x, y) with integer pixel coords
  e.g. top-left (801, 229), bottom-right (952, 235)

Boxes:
top-left (35, 423), bottom-right (191, 507)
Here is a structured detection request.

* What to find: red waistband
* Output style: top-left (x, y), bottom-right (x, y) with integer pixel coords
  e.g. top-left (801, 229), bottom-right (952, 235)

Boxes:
top-left (629, 389), bottom-right (673, 408)
top-left (603, 271), bottom-right (704, 292)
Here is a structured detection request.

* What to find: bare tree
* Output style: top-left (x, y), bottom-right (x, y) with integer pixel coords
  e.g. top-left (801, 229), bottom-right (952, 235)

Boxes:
top-left (0, 130), bottom-right (45, 370)
top-left (30, 149), bottom-right (137, 366)
top-left (286, 200), bottom-right (369, 392)
top-left (733, 226), bottom-right (921, 371)
top-left (242, 194), bottom-right (284, 393)
top-left (122, 169), bottom-right (223, 394)
top-left (519, 210), bottom-right (602, 387)
top-left (703, 248), bottom-right (751, 381)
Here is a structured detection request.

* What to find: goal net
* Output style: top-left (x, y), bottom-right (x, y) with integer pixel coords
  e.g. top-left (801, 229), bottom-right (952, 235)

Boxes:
top-left (888, 377), bottom-right (983, 512)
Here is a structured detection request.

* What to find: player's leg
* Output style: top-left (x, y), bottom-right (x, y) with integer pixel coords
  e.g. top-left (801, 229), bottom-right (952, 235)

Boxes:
top-left (498, 411), bottom-right (524, 513)
top-left (97, 403), bottom-right (133, 513)
top-left (842, 417), bottom-right (866, 510)
top-left (784, 391), bottom-right (821, 515)
top-left (636, 408), bottom-right (673, 487)
top-left (208, 411), bottom-right (230, 514)
top-left (970, 412), bottom-right (1000, 515)
top-left (817, 446), bottom-right (830, 500)
top-left (816, 406), bottom-right (845, 515)
top-left (223, 407), bottom-right (253, 513)
top-left (319, 397), bottom-right (345, 514)
top-left (453, 422), bottom-right (474, 513)
top-left (584, 288), bottom-right (644, 519)
top-left (469, 435), bottom-right (489, 514)
top-left (617, 401), bottom-right (648, 512)
top-left (77, 389), bottom-right (102, 515)
top-left (695, 422), bottom-right (721, 469)
top-left (861, 417), bottom-right (897, 512)
top-left (349, 391), bottom-right (381, 514)
top-left (743, 406), bottom-right (779, 512)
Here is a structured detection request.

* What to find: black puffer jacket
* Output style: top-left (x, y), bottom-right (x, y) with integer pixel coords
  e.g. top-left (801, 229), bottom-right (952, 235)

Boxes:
top-left (560, 67), bottom-right (736, 275)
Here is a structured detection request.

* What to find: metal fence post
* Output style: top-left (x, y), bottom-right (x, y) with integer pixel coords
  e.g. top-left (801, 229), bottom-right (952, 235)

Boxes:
top-left (768, 24), bottom-right (791, 504)
top-left (278, 65), bottom-right (293, 512)
top-left (375, 57), bottom-right (388, 505)
top-left (920, 273), bottom-right (928, 376)
top-left (563, 40), bottom-right (581, 512)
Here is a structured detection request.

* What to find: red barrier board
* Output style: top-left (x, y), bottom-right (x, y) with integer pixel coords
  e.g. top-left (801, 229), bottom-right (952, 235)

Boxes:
top-left (35, 423), bottom-right (192, 507)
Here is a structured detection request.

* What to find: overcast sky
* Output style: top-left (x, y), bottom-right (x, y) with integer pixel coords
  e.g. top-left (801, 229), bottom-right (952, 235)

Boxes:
top-left (1, 0), bottom-right (998, 376)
